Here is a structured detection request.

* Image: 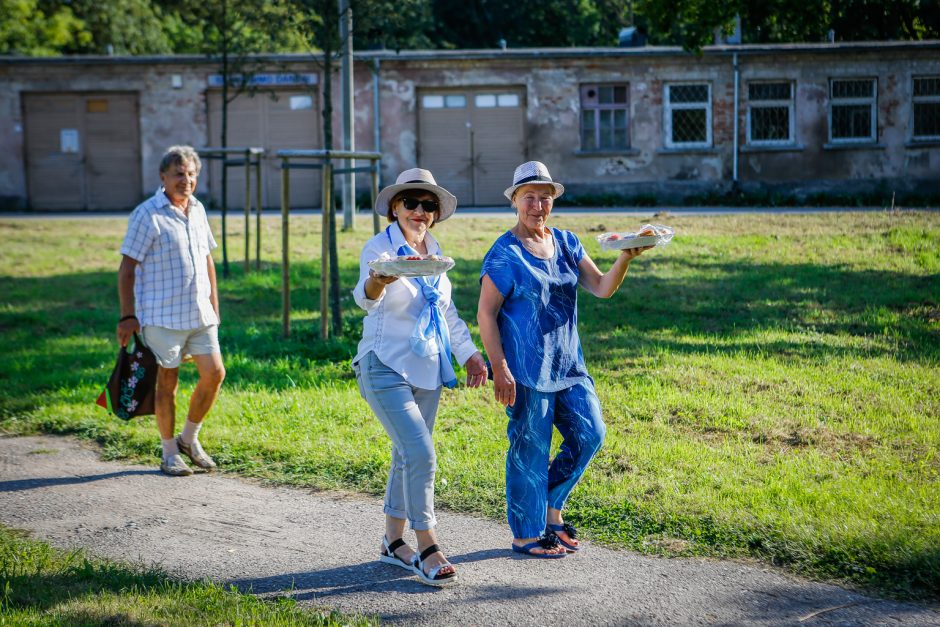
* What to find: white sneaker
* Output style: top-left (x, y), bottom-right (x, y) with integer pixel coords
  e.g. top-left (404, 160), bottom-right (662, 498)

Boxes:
top-left (160, 454), bottom-right (193, 477)
top-left (176, 435), bottom-right (217, 470)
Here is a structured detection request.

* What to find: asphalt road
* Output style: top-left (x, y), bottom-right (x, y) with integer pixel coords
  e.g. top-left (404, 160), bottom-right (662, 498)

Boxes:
top-left (1, 435), bottom-right (937, 626)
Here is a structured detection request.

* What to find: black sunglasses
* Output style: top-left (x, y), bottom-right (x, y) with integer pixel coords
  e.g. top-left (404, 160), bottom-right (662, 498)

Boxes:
top-left (401, 197), bottom-right (440, 213)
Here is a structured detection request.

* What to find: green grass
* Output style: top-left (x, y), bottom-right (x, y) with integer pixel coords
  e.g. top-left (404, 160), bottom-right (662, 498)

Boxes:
top-left (0, 526), bottom-right (373, 625)
top-left (0, 212), bottom-right (938, 600)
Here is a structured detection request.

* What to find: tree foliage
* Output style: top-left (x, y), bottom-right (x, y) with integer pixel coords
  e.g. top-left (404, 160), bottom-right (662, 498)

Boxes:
top-left (428, 0), bottom-right (634, 48)
top-left (2, 0), bottom-right (938, 57)
top-left (0, 0), bottom-right (89, 55)
top-left (638, 0), bottom-right (940, 50)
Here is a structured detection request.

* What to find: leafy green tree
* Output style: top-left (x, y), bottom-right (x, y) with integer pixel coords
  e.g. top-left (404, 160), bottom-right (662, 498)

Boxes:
top-left (0, 0), bottom-right (89, 55)
top-left (158, 0), bottom-right (304, 276)
top-left (637, 0), bottom-right (940, 50)
top-left (287, 0), bottom-right (434, 336)
top-left (54, 0), bottom-right (173, 54)
top-left (428, 0), bottom-right (635, 48)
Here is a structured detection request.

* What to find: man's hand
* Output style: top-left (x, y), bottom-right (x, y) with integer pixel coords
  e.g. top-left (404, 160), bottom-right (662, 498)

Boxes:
top-left (117, 317), bottom-right (140, 347)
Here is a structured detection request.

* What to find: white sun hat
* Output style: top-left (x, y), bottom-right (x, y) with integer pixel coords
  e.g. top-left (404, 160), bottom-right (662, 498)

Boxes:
top-left (503, 160), bottom-right (565, 201)
top-left (373, 168), bottom-right (458, 222)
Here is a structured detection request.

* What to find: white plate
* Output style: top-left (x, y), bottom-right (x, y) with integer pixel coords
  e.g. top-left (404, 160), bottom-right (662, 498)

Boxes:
top-left (597, 224), bottom-right (675, 251)
top-left (368, 256), bottom-right (455, 278)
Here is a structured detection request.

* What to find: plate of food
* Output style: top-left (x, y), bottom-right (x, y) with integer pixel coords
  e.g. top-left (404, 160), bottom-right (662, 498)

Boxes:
top-left (596, 223), bottom-right (675, 251)
top-left (368, 252), bottom-right (456, 278)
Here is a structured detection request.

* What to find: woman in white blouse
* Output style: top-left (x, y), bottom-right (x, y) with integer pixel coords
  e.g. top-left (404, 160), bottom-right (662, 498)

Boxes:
top-left (352, 168), bottom-right (488, 586)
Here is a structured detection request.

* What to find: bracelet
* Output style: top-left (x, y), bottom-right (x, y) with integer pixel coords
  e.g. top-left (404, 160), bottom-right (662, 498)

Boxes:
top-left (119, 315), bottom-right (138, 322)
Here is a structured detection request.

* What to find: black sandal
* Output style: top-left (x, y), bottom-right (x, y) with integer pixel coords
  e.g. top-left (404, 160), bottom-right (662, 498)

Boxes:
top-left (379, 536), bottom-right (414, 571)
top-left (411, 543), bottom-right (457, 587)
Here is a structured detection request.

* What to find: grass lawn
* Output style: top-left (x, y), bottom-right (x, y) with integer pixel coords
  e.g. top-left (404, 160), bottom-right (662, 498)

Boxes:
top-left (0, 211), bottom-right (937, 600)
top-left (0, 525), bottom-right (373, 625)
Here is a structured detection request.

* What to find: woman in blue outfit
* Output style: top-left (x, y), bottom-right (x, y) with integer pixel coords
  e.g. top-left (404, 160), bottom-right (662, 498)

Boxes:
top-left (477, 161), bottom-right (652, 558)
top-left (353, 168), bottom-right (488, 585)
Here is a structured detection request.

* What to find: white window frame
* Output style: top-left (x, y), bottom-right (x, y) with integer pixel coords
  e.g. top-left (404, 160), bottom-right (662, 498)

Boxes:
top-left (912, 75), bottom-right (940, 141)
top-left (664, 82), bottom-right (712, 149)
top-left (474, 92), bottom-right (521, 109)
top-left (421, 94), bottom-right (466, 109)
top-left (828, 78), bottom-right (877, 144)
top-left (746, 81), bottom-right (795, 146)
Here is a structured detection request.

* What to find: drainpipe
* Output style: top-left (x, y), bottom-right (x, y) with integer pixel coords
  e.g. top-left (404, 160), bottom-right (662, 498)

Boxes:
top-left (732, 52), bottom-right (740, 186)
top-left (373, 58), bottom-right (381, 179)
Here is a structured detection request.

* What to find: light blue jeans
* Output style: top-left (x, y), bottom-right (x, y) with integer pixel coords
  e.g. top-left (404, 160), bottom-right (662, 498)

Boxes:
top-left (354, 351), bottom-right (443, 530)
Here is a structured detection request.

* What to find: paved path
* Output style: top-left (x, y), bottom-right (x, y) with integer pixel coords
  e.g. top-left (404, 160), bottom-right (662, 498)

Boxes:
top-left (1, 435), bottom-right (937, 626)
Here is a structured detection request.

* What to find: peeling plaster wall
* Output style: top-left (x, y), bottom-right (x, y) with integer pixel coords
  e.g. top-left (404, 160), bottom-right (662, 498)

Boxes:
top-left (373, 47), bottom-right (940, 201)
top-left (2, 45), bottom-right (939, 210)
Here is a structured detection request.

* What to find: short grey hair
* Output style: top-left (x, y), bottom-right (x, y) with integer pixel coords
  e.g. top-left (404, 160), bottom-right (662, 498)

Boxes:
top-left (160, 145), bottom-right (202, 175)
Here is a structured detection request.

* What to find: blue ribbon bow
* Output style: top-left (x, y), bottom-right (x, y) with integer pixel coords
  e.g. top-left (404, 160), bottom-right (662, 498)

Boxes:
top-left (397, 243), bottom-right (457, 389)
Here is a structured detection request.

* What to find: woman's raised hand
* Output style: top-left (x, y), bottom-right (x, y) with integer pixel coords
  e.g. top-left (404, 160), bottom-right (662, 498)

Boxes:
top-left (493, 361), bottom-right (516, 407)
top-left (464, 351), bottom-right (488, 388)
top-left (369, 269), bottom-right (399, 285)
top-left (619, 244), bottom-right (654, 261)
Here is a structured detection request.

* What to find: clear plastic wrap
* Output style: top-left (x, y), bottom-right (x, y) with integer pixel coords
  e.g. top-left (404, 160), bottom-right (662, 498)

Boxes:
top-left (368, 252), bottom-right (456, 277)
top-left (596, 223), bottom-right (675, 251)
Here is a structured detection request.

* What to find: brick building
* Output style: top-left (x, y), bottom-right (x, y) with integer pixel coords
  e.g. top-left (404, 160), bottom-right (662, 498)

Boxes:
top-left (1, 41), bottom-right (938, 210)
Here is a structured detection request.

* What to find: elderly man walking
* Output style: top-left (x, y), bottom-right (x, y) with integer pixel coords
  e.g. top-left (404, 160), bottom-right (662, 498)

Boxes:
top-left (116, 145), bottom-right (226, 477)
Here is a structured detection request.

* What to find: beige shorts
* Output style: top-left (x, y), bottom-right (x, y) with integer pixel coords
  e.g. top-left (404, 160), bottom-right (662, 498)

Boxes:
top-left (141, 325), bottom-right (221, 369)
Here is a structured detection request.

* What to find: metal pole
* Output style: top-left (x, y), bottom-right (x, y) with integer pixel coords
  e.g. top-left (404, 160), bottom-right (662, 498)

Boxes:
top-left (371, 161), bottom-right (380, 234)
top-left (732, 52), bottom-right (740, 185)
top-left (244, 149), bottom-right (251, 273)
top-left (372, 58), bottom-right (381, 235)
top-left (321, 162), bottom-right (333, 340)
top-left (255, 153), bottom-right (262, 270)
top-left (339, 0), bottom-right (356, 231)
top-left (281, 159), bottom-right (290, 338)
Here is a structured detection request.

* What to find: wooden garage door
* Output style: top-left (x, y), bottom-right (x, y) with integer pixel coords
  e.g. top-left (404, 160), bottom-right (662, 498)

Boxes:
top-left (208, 90), bottom-right (320, 209)
top-left (417, 88), bottom-right (525, 207)
top-left (23, 92), bottom-right (141, 210)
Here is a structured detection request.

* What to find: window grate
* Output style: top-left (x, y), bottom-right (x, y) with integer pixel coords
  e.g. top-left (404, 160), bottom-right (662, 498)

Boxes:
top-left (747, 81), bottom-right (793, 145)
top-left (913, 77), bottom-right (940, 140)
top-left (671, 109), bottom-right (707, 144)
top-left (829, 78), bottom-right (876, 142)
top-left (665, 83), bottom-right (711, 148)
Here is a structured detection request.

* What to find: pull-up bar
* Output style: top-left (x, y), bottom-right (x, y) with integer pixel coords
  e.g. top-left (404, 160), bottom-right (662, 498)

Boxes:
top-left (274, 149), bottom-right (382, 339)
top-left (199, 147), bottom-right (265, 274)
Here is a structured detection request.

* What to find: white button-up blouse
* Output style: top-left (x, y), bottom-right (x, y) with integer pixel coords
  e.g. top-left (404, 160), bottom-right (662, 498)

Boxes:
top-left (352, 221), bottom-right (478, 390)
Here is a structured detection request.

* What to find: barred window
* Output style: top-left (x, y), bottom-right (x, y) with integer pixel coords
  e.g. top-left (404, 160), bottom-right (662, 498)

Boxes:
top-left (829, 78), bottom-right (876, 143)
top-left (747, 81), bottom-right (794, 145)
top-left (580, 84), bottom-right (630, 151)
top-left (912, 76), bottom-right (940, 140)
top-left (664, 83), bottom-right (711, 148)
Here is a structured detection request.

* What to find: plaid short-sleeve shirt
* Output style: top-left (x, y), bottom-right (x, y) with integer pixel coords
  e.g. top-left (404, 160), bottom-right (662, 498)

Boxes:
top-left (120, 189), bottom-right (219, 330)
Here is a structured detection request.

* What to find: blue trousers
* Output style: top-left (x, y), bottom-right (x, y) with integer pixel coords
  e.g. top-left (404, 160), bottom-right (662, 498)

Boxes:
top-left (505, 378), bottom-right (606, 539)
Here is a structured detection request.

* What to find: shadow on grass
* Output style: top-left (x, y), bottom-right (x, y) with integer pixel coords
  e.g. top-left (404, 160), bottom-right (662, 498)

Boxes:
top-left (0, 254), bottom-right (937, 406)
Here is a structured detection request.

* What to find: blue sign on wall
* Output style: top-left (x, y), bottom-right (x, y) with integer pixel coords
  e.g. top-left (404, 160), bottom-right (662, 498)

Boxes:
top-left (207, 73), bottom-right (318, 88)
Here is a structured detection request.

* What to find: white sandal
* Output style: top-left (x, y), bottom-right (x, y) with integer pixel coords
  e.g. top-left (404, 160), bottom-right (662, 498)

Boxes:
top-left (379, 536), bottom-right (414, 571)
top-left (411, 544), bottom-right (457, 587)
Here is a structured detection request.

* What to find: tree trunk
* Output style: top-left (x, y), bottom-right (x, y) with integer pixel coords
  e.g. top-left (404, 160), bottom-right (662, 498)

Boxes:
top-left (321, 45), bottom-right (343, 336)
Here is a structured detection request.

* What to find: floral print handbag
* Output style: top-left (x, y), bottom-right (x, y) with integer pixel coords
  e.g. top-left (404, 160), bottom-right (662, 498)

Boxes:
top-left (96, 332), bottom-right (157, 420)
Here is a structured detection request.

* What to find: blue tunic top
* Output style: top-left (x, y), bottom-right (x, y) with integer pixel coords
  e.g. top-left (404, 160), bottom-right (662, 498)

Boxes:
top-left (480, 228), bottom-right (589, 392)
